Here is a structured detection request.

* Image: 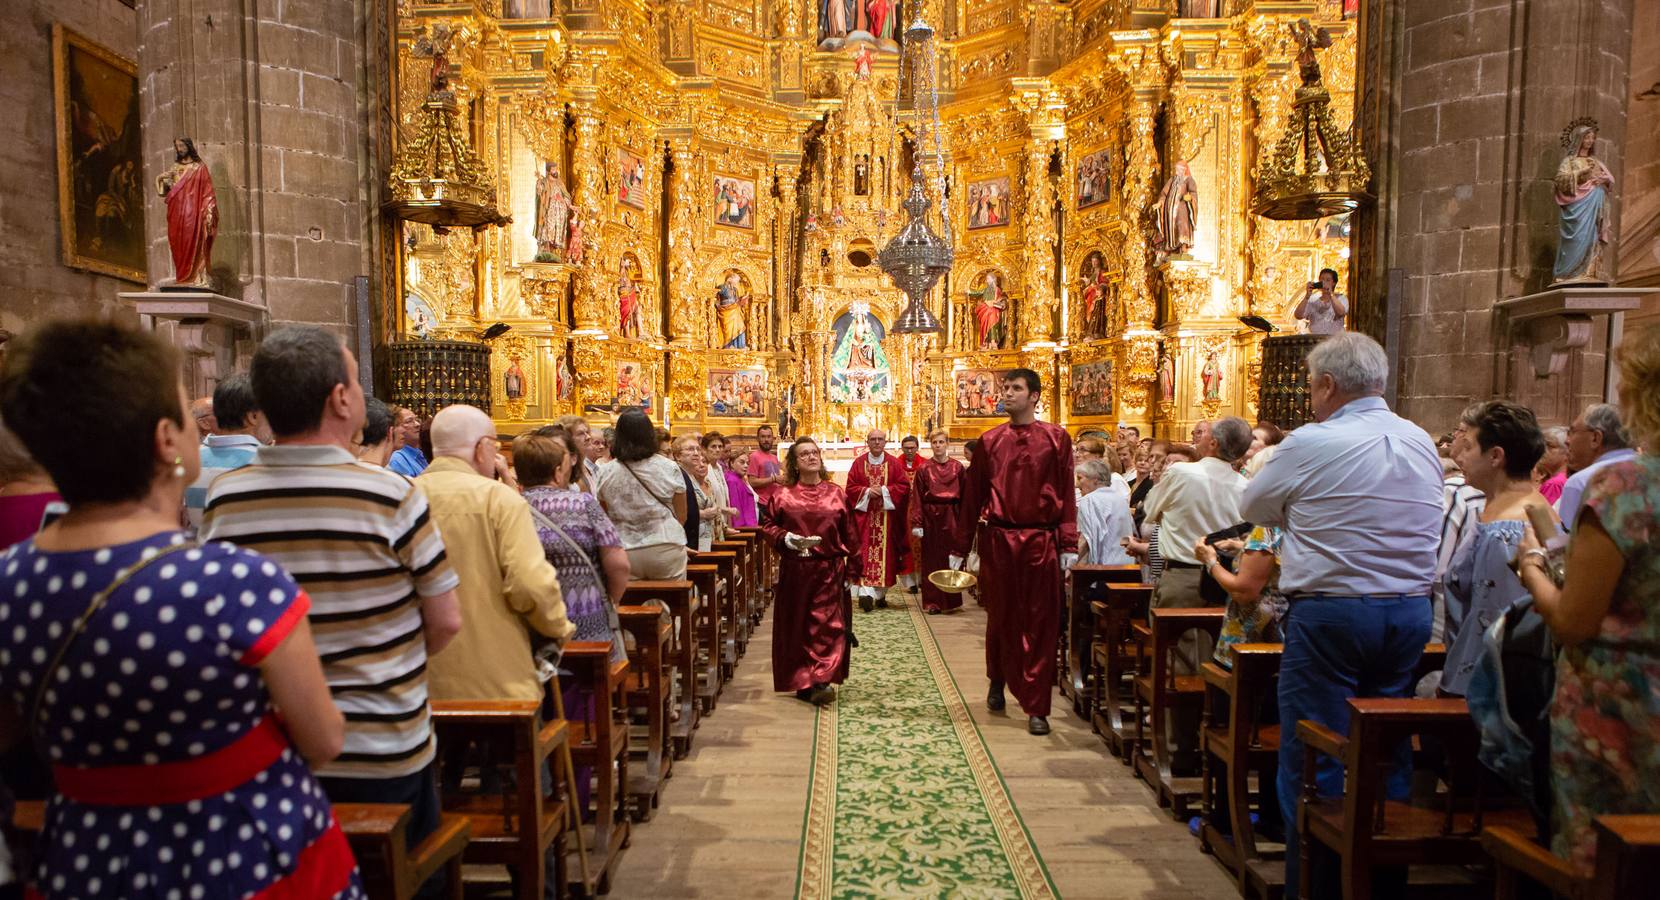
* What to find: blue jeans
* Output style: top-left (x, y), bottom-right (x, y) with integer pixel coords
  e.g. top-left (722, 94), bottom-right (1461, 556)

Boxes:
top-left (1277, 595), bottom-right (1430, 899)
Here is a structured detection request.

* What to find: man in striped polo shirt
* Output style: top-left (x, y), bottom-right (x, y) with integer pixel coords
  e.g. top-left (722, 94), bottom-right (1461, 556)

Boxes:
top-left (203, 326), bottom-right (463, 879)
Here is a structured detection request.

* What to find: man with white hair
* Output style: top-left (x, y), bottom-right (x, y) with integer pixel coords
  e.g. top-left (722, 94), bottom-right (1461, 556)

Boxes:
top-left (1075, 458), bottom-right (1134, 566)
top-left (418, 404), bottom-right (573, 704)
top-left (845, 427), bottom-right (911, 611)
top-left (1240, 332), bottom-right (1442, 900)
top-left (1556, 402), bottom-right (1637, 532)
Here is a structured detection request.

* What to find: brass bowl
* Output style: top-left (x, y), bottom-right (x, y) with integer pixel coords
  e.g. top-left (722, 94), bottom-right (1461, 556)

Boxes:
top-left (928, 569), bottom-right (977, 594)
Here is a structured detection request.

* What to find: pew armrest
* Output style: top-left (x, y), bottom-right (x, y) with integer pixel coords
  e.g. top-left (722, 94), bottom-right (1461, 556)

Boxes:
top-left (1296, 719), bottom-right (1348, 760)
top-left (535, 718), bottom-right (569, 760)
top-left (407, 813), bottom-right (472, 890)
top-left (1481, 826), bottom-right (1582, 899)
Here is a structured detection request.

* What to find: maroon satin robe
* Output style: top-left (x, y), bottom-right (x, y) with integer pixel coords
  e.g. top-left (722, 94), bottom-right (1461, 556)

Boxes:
top-left (761, 480), bottom-right (862, 692)
top-left (897, 453), bottom-right (922, 579)
top-left (955, 421), bottom-right (1079, 717)
top-left (911, 457), bottom-right (966, 613)
top-left (844, 452), bottom-right (911, 589)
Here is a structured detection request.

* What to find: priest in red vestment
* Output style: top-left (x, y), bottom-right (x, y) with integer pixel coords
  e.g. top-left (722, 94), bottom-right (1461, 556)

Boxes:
top-left (953, 369), bottom-right (1078, 734)
top-left (845, 429), bottom-right (912, 612)
top-left (761, 437), bottom-right (861, 705)
top-left (911, 430), bottom-right (966, 615)
top-left (895, 435), bottom-right (923, 593)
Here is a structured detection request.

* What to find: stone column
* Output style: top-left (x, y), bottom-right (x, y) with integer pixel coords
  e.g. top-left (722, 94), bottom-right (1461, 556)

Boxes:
top-left (1365, 0), bottom-right (1638, 426)
top-left (569, 104), bottom-right (608, 335)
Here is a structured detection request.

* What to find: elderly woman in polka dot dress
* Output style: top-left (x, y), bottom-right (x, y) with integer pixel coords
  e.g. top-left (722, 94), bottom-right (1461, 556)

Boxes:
top-left (0, 320), bottom-right (363, 898)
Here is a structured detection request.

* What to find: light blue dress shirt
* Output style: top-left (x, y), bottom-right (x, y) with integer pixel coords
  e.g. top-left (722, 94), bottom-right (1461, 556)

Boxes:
top-left (1239, 396), bottom-right (1444, 597)
top-left (1555, 447), bottom-right (1638, 533)
top-left (1077, 487), bottom-right (1135, 565)
top-left (388, 444), bottom-right (428, 478)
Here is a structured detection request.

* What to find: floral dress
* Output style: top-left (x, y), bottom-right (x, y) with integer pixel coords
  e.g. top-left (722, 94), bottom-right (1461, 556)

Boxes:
top-left (0, 531), bottom-right (364, 899)
top-left (1550, 458), bottom-right (1660, 872)
top-left (525, 487), bottom-right (624, 663)
top-left (1212, 526), bottom-right (1288, 668)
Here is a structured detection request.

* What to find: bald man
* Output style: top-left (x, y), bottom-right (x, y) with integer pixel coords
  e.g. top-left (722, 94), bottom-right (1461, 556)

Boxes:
top-left (845, 428), bottom-right (912, 611)
top-left (417, 405), bottom-right (572, 704)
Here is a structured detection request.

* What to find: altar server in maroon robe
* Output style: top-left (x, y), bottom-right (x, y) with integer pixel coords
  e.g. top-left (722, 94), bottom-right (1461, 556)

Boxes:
top-left (895, 435), bottom-right (924, 594)
top-left (845, 428), bottom-right (912, 612)
top-left (911, 430), bottom-right (966, 615)
top-left (953, 369), bottom-right (1079, 734)
top-left (761, 437), bottom-right (861, 705)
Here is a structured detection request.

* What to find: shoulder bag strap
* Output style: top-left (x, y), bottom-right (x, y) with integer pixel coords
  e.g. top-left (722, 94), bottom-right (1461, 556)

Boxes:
top-left (622, 461), bottom-right (678, 517)
top-left (526, 501), bottom-right (630, 647)
top-left (28, 540), bottom-right (196, 735)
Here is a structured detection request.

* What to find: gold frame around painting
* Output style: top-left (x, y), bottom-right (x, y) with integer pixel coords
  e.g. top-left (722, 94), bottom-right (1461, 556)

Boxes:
top-left (53, 24), bottom-right (145, 284)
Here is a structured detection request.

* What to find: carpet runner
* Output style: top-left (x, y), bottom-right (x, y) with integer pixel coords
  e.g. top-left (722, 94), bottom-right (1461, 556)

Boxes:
top-left (795, 595), bottom-right (1057, 898)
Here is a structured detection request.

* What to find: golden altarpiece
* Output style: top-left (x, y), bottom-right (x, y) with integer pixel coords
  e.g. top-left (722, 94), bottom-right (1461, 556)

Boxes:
top-left (385, 0), bottom-right (1359, 444)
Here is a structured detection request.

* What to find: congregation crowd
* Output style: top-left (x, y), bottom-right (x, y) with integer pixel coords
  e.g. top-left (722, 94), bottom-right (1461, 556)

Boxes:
top-left (0, 315), bottom-right (1657, 898)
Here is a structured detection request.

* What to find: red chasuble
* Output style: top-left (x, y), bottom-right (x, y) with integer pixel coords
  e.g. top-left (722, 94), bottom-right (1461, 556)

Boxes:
top-left (955, 421), bottom-right (1078, 717)
top-left (761, 480), bottom-right (862, 692)
top-left (844, 452), bottom-right (912, 589)
top-left (911, 456), bottom-right (966, 613)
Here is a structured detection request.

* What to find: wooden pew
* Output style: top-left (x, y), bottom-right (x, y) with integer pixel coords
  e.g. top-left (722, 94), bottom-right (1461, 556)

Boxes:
top-left (617, 603), bottom-right (672, 821)
top-left (1061, 564), bottom-right (1143, 715)
top-left (622, 579), bottom-right (699, 759)
top-left (8, 797), bottom-right (471, 900)
top-left (1483, 815), bottom-right (1660, 900)
top-left (712, 538), bottom-right (754, 661)
top-left (1132, 606), bottom-right (1226, 817)
top-left (559, 642), bottom-right (632, 897)
top-left (1091, 583), bottom-right (1153, 762)
top-left (734, 525), bottom-right (775, 620)
top-left (685, 562), bottom-right (727, 713)
top-left (1296, 697), bottom-right (1536, 900)
top-left (429, 700), bottom-right (569, 900)
top-left (690, 548), bottom-right (742, 682)
top-left (1198, 643), bottom-right (1284, 898)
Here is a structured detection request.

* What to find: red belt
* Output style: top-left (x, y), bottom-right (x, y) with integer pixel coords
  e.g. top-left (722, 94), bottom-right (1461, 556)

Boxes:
top-left (53, 715), bottom-right (289, 806)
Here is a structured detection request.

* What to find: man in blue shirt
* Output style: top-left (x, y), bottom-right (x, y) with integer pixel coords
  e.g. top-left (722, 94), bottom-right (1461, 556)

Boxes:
top-left (183, 373), bottom-right (269, 531)
top-left (388, 406), bottom-right (429, 477)
top-left (1555, 402), bottom-right (1637, 532)
top-left (1240, 333), bottom-right (1443, 899)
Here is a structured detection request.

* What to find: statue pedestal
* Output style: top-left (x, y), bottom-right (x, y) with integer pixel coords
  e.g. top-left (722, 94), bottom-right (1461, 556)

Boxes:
top-left (119, 290), bottom-right (268, 394)
top-left (1496, 285), bottom-right (1654, 378)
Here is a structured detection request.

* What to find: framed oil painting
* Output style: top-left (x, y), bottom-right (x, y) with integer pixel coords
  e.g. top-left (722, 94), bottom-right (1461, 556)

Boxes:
top-left (586, 361), bottom-right (653, 413)
top-left (708, 368), bottom-right (767, 418)
top-left (954, 369), bottom-right (1010, 418)
top-left (54, 25), bottom-right (145, 283)
top-left (713, 174), bottom-right (755, 229)
top-left (1076, 147), bottom-right (1111, 210)
top-left (965, 176), bottom-right (1010, 230)
top-left (1070, 360), bottom-right (1114, 417)
top-left (615, 148), bottom-right (647, 209)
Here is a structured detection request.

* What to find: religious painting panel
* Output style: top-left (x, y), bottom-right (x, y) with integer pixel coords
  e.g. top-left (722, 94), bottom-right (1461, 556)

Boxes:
top-left (585, 360), bottom-right (654, 413)
top-left (828, 307), bottom-right (893, 403)
top-left (965, 269), bottom-right (1011, 351)
top-left (53, 26), bottom-right (145, 283)
top-left (1075, 147), bottom-right (1112, 211)
top-left (712, 174), bottom-right (756, 229)
top-left (965, 176), bottom-right (1011, 230)
top-left (1070, 360), bottom-right (1114, 418)
top-left (817, 0), bottom-right (903, 52)
top-left (953, 369), bottom-right (1011, 419)
top-left (615, 147), bottom-right (648, 209)
top-left (713, 269), bottom-right (754, 349)
top-left (404, 292), bottom-right (438, 338)
top-left (707, 368), bottom-right (767, 418)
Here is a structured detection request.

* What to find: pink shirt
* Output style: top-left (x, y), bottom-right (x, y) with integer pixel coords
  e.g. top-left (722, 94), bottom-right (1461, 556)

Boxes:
top-left (0, 491), bottom-right (63, 549)
top-left (748, 450), bottom-right (782, 506)
top-left (1539, 469), bottom-right (1567, 505)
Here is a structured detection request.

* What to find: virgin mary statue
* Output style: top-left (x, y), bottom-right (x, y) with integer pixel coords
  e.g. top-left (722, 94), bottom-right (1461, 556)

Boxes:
top-left (1552, 122), bottom-right (1615, 285)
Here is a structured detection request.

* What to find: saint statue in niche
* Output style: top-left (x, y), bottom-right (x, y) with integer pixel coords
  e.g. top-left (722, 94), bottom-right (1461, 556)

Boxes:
top-left (534, 161), bottom-right (571, 262)
top-left (1201, 351), bottom-right (1223, 402)
top-left (565, 214), bottom-right (584, 264)
top-left (504, 360), bottom-right (526, 400)
top-left (618, 257), bottom-right (645, 338)
top-left (715, 271), bottom-right (752, 349)
top-left (155, 137), bottom-right (217, 289)
top-left (1153, 159), bottom-right (1198, 257)
top-left (1552, 120), bottom-right (1614, 285)
top-left (854, 155), bottom-right (870, 196)
top-left (1157, 353), bottom-right (1175, 404)
top-left (969, 272), bottom-right (1009, 350)
top-left (1077, 252), bottom-right (1108, 340)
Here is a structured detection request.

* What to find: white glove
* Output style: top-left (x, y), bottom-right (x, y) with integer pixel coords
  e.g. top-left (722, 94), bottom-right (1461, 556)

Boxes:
top-left (784, 532), bottom-right (807, 551)
top-left (1061, 552), bottom-right (1079, 571)
top-left (948, 554), bottom-right (963, 571)
top-left (912, 527), bottom-right (924, 539)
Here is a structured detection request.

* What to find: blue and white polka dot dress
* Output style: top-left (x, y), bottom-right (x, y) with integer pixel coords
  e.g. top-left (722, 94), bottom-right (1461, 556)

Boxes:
top-left (0, 531), bottom-right (365, 899)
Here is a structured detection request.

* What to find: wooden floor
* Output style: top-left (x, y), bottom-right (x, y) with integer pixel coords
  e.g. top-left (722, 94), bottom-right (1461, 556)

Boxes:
top-left (608, 596), bottom-right (1238, 899)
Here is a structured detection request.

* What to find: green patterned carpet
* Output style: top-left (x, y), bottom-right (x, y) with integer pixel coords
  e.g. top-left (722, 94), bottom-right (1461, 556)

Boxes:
top-left (796, 596), bottom-right (1056, 899)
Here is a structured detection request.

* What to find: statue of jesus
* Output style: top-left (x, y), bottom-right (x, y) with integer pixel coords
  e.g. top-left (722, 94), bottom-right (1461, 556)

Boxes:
top-left (155, 138), bottom-right (217, 289)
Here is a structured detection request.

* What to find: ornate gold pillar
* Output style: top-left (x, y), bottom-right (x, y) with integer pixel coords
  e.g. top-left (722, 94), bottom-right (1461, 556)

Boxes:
top-left (1012, 80), bottom-right (1063, 348)
top-left (570, 104), bottom-right (608, 335)
top-left (774, 165), bottom-right (800, 353)
top-left (666, 136), bottom-right (702, 346)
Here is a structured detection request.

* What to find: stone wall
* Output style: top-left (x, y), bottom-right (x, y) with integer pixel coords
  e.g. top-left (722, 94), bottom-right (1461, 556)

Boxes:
top-left (1620, 1), bottom-right (1660, 316)
top-left (0, 1), bottom-right (140, 334)
top-left (1389, 0), bottom-right (1634, 429)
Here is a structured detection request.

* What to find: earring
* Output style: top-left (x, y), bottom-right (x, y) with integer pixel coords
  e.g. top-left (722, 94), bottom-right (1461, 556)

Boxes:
top-left (172, 456), bottom-right (187, 479)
